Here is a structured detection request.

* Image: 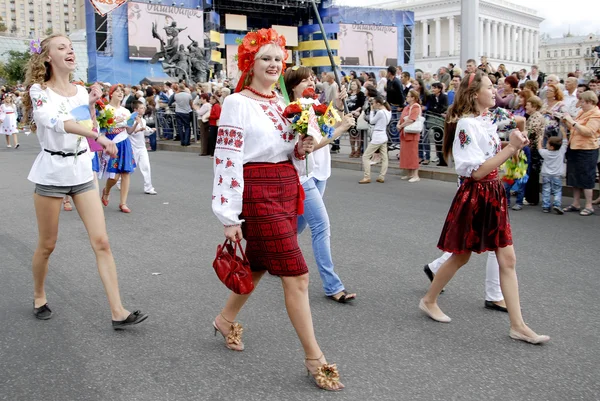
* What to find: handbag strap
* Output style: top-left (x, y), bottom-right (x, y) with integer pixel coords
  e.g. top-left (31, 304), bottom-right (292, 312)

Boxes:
top-left (231, 239), bottom-right (249, 263)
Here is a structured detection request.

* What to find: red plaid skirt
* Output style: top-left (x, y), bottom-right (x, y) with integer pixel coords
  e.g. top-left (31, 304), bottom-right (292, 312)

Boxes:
top-left (437, 170), bottom-right (513, 254)
top-left (241, 161), bottom-right (308, 276)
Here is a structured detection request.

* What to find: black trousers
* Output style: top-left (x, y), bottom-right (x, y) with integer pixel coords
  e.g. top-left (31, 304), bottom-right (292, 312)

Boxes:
top-left (208, 125), bottom-right (218, 156)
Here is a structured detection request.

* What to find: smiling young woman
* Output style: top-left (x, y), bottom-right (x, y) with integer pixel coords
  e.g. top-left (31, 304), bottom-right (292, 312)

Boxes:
top-left (23, 34), bottom-right (147, 329)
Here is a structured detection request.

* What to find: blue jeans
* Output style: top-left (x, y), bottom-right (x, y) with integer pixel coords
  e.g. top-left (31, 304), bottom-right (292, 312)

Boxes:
top-left (176, 112), bottom-right (191, 146)
top-left (504, 181), bottom-right (524, 206)
top-left (297, 178), bottom-right (345, 296)
top-left (147, 132), bottom-right (157, 151)
top-left (541, 175), bottom-right (562, 208)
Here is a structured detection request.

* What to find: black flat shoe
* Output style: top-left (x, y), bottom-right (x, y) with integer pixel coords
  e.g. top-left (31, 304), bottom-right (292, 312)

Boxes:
top-left (485, 300), bottom-right (508, 313)
top-left (112, 310), bottom-right (148, 330)
top-left (33, 302), bottom-right (53, 320)
top-left (327, 290), bottom-right (356, 304)
top-left (423, 264), bottom-right (445, 293)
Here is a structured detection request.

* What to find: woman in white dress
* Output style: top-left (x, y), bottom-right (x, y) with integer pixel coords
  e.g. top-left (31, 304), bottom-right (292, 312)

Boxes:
top-left (23, 34), bottom-right (147, 328)
top-left (0, 92), bottom-right (20, 148)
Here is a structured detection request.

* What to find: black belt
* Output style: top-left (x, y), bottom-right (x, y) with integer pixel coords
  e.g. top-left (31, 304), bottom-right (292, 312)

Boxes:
top-left (44, 148), bottom-right (88, 157)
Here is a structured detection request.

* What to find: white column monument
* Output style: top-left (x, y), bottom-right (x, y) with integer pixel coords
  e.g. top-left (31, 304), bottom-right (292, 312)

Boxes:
top-left (461, 0), bottom-right (480, 68)
top-left (479, 18), bottom-right (484, 57)
top-left (533, 30), bottom-right (539, 63)
top-left (491, 21), bottom-right (498, 58)
top-left (435, 17), bottom-right (441, 57)
top-left (511, 25), bottom-right (516, 61)
top-left (422, 19), bottom-right (428, 58)
top-left (498, 22), bottom-right (504, 59)
top-left (485, 19), bottom-right (491, 57)
top-left (448, 16), bottom-right (455, 56)
top-left (517, 27), bottom-right (523, 62)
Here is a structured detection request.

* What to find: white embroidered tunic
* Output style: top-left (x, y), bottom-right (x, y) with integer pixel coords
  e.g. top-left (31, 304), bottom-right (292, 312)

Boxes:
top-left (212, 93), bottom-right (311, 226)
top-left (453, 108), bottom-right (516, 177)
top-left (27, 84), bottom-right (93, 186)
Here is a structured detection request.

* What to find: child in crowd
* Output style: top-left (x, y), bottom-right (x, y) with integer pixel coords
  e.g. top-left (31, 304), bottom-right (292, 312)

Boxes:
top-left (502, 147), bottom-right (530, 210)
top-left (130, 100), bottom-right (157, 195)
top-left (537, 134), bottom-right (568, 214)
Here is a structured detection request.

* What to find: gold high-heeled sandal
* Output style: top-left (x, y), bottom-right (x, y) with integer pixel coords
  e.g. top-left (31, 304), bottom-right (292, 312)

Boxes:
top-left (212, 314), bottom-right (244, 351)
top-left (304, 354), bottom-right (344, 391)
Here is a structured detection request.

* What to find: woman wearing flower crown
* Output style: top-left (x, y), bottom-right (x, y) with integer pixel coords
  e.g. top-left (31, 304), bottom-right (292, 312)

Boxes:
top-left (211, 29), bottom-right (344, 391)
top-left (419, 71), bottom-right (548, 345)
top-left (23, 34), bottom-right (148, 328)
top-left (100, 84), bottom-right (140, 213)
top-left (283, 66), bottom-right (357, 304)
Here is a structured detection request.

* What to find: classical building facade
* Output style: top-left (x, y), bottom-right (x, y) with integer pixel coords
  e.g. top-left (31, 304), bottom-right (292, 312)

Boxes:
top-left (367, 0), bottom-right (544, 74)
top-left (539, 34), bottom-right (600, 80)
top-left (0, 0), bottom-right (85, 38)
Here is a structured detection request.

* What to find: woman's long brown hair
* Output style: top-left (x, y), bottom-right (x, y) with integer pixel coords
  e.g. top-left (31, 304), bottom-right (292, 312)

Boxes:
top-left (442, 70), bottom-right (486, 159)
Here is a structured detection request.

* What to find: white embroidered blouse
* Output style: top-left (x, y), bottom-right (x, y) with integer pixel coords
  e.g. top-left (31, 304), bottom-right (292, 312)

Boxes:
top-left (27, 84), bottom-right (93, 186)
top-left (212, 93), bottom-right (311, 226)
top-left (453, 108), bottom-right (516, 177)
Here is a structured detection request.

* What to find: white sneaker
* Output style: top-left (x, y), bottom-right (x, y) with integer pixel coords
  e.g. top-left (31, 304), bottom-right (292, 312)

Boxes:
top-left (408, 177), bottom-right (421, 183)
top-left (145, 189), bottom-right (157, 195)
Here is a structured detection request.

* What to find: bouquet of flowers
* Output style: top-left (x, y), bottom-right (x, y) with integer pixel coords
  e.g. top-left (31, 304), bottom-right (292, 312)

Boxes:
top-left (282, 88), bottom-right (340, 142)
top-left (501, 150), bottom-right (528, 186)
top-left (95, 100), bottom-right (116, 132)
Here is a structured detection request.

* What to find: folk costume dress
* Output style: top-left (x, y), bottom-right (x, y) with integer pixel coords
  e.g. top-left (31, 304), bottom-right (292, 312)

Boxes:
top-left (27, 84), bottom-right (93, 187)
top-left (438, 108), bottom-right (517, 253)
top-left (0, 103), bottom-right (18, 135)
top-left (103, 105), bottom-right (136, 178)
top-left (212, 93), bottom-right (311, 277)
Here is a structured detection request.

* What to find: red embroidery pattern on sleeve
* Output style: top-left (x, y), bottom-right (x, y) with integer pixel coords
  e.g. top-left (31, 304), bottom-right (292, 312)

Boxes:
top-left (218, 175), bottom-right (223, 186)
top-left (259, 103), bottom-right (293, 142)
top-left (230, 178), bottom-right (240, 189)
top-left (220, 195), bottom-right (228, 205)
top-left (216, 126), bottom-right (244, 151)
top-left (225, 158), bottom-right (235, 168)
top-left (215, 157), bottom-right (223, 165)
top-left (458, 129), bottom-right (471, 149)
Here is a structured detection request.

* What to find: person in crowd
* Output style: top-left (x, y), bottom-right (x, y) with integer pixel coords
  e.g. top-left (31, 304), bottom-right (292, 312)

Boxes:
top-left (0, 93), bottom-right (19, 148)
top-left (422, 72), bottom-right (435, 91)
top-left (211, 29), bottom-right (344, 391)
top-left (129, 101), bottom-right (157, 195)
top-left (523, 80), bottom-right (539, 96)
top-left (386, 65), bottom-right (405, 111)
top-left (359, 96), bottom-right (391, 184)
top-left (377, 69), bottom-right (387, 96)
top-left (561, 91), bottom-right (600, 216)
top-left (496, 64), bottom-right (509, 78)
top-left (517, 69), bottom-right (528, 87)
top-left (495, 75), bottom-right (519, 110)
top-left (477, 56), bottom-right (495, 74)
top-left (121, 86), bottom-right (132, 108)
top-left (420, 71), bottom-right (549, 345)
top-left (447, 75), bottom-right (461, 106)
top-left (526, 65), bottom-right (544, 88)
top-left (537, 134), bottom-right (568, 214)
top-left (541, 83), bottom-right (568, 140)
top-left (284, 66), bottom-right (357, 303)
top-left (563, 77), bottom-right (579, 118)
top-left (173, 83), bottom-right (193, 147)
top-left (23, 34), bottom-right (147, 328)
top-left (346, 79), bottom-right (366, 158)
top-left (523, 95), bottom-right (546, 206)
top-left (397, 89), bottom-right (422, 182)
top-left (144, 90), bottom-right (158, 151)
top-left (539, 74), bottom-right (560, 100)
top-left (438, 66), bottom-right (451, 90)
top-left (465, 59), bottom-right (477, 75)
top-left (412, 78), bottom-right (428, 105)
top-left (421, 82), bottom-right (448, 165)
top-left (324, 72), bottom-right (341, 153)
top-left (194, 93), bottom-right (212, 156)
top-left (400, 71), bottom-right (412, 97)
top-left (512, 88), bottom-right (534, 117)
top-left (101, 84), bottom-right (140, 213)
top-left (207, 94), bottom-right (221, 158)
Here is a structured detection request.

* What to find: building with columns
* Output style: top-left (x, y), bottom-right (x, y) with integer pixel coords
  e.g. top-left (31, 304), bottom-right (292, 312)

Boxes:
top-left (539, 34), bottom-right (600, 80)
top-left (365, 0), bottom-right (544, 74)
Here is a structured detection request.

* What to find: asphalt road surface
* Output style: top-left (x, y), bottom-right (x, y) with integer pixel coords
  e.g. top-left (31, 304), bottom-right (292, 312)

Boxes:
top-left (1, 135), bottom-right (598, 401)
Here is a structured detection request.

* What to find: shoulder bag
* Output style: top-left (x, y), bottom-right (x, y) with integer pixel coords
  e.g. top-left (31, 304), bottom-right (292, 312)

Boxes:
top-left (213, 239), bottom-right (254, 295)
top-left (404, 104), bottom-right (425, 134)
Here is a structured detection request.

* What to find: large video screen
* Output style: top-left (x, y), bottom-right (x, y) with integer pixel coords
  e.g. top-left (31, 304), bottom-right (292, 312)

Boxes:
top-left (338, 23), bottom-right (398, 67)
top-left (127, 1), bottom-right (204, 60)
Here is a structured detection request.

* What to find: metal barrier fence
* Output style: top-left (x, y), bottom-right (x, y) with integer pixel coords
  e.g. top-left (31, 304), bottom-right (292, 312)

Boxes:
top-left (155, 105), bottom-right (201, 143)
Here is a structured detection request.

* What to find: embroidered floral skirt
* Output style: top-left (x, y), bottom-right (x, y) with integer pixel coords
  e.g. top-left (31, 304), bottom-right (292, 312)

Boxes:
top-left (241, 161), bottom-right (308, 277)
top-left (105, 133), bottom-right (136, 174)
top-left (438, 170), bottom-right (513, 254)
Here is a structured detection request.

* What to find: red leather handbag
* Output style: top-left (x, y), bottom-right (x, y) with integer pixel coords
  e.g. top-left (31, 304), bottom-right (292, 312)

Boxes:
top-left (212, 239), bottom-right (254, 295)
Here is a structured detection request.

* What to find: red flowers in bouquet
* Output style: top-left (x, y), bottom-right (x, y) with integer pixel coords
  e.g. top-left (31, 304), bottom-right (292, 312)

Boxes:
top-left (312, 103), bottom-right (328, 115)
top-left (302, 87), bottom-right (318, 99)
top-left (283, 102), bottom-right (302, 118)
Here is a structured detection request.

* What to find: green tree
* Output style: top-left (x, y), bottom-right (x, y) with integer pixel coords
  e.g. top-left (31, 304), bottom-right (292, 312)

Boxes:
top-left (0, 16), bottom-right (7, 32)
top-left (0, 50), bottom-right (31, 84)
top-left (45, 27), bottom-right (53, 36)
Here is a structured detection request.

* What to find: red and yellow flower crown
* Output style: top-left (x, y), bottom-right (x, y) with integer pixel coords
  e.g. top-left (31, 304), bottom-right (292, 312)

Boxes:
top-left (235, 28), bottom-right (288, 92)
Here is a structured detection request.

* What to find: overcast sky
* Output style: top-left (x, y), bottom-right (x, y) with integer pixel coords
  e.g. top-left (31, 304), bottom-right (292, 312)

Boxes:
top-left (333, 0), bottom-right (600, 38)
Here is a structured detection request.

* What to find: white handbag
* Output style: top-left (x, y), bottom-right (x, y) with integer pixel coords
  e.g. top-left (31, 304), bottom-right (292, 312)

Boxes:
top-left (356, 111), bottom-right (370, 131)
top-left (404, 104), bottom-right (424, 134)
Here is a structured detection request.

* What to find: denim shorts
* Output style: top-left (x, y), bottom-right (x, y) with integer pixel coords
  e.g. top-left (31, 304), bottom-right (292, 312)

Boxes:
top-left (35, 180), bottom-right (96, 198)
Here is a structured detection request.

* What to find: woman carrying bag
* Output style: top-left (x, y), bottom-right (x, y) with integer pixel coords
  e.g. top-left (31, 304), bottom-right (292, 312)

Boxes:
top-left (398, 90), bottom-right (424, 182)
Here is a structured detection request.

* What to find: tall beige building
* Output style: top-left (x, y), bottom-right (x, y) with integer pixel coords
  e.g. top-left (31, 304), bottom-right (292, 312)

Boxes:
top-left (0, 0), bottom-right (85, 38)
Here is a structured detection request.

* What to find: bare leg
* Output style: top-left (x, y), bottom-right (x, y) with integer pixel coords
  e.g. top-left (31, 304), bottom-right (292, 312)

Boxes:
top-left (583, 188), bottom-right (593, 210)
top-left (571, 188), bottom-right (581, 208)
top-left (421, 252), bottom-right (471, 318)
top-left (495, 245), bottom-right (543, 337)
top-left (214, 270), bottom-right (267, 331)
top-left (32, 194), bottom-right (63, 308)
top-left (119, 173), bottom-right (131, 206)
top-left (71, 189), bottom-right (130, 321)
top-left (12, 133), bottom-right (18, 146)
top-left (5, 136), bottom-right (9, 146)
top-left (281, 273), bottom-right (344, 390)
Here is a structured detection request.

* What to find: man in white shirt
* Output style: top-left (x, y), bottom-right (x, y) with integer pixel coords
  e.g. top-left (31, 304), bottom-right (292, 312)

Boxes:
top-left (563, 77), bottom-right (579, 117)
top-left (121, 86), bottom-right (132, 107)
top-left (517, 69), bottom-right (528, 87)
